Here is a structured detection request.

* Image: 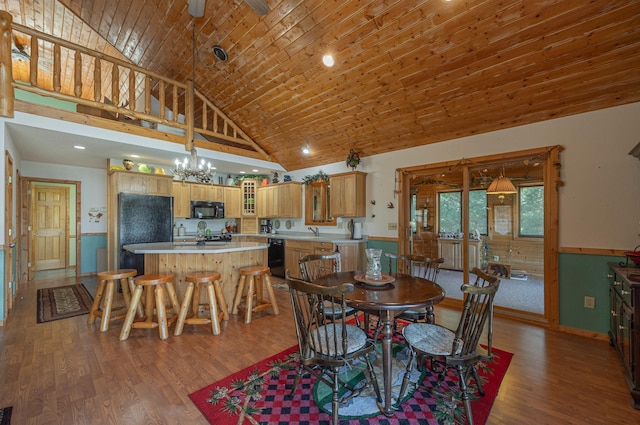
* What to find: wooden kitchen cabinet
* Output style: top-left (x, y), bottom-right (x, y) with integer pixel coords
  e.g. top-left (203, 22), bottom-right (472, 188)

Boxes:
top-left (285, 239), bottom-right (359, 278)
top-left (285, 240), bottom-right (314, 279)
top-left (608, 264), bottom-right (640, 408)
top-left (438, 239), bottom-right (481, 270)
top-left (330, 171), bottom-right (367, 217)
top-left (278, 182), bottom-right (302, 218)
top-left (335, 242), bottom-right (365, 272)
top-left (257, 182), bottom-right (302, 218)
top-left (190, 183), bottom-right (223, 202)
top-left (172, 181), bottom-right (191, 218)
top-left (224, 186), bottom-right (242, 218)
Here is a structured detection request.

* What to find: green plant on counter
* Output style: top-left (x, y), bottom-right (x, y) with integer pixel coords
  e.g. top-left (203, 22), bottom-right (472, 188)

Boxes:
top-left (302, 170), bottom-right (329, 185)
top-left (232, 174), bottom-right (269, 186)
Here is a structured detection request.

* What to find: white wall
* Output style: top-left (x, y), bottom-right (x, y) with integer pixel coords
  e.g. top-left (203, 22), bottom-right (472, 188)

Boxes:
top-left (288, 102), bottom-right (640, 251)
top-left (20, 162), bottom-right (108, 233)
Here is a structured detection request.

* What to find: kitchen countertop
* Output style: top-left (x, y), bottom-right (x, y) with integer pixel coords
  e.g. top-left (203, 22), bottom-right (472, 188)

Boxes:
top-left (177, 232), bottom-right (367, 244)
top-left (123, 241), bottom-right (268, 254)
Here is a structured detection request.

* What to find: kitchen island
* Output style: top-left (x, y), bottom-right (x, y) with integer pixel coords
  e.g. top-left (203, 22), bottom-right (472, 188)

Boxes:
top-left (123, 241), bottom-right (268, 312)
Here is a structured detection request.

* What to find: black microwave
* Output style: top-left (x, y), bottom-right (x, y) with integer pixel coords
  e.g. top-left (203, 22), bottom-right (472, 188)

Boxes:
top-left (191, 201), bottom-right (224, 219)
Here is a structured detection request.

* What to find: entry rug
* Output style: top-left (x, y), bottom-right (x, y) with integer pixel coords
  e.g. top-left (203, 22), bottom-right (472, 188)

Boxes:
top-left (37, 284), bottom-right (93, 323)
top-left (0, 406), bottom-right (12, 425)
top-left (189, 342), bottom-right (512, 424)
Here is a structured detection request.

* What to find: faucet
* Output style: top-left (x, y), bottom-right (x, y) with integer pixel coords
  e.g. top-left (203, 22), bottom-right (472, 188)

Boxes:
top-left (308, 226), bottom-right (319, 237)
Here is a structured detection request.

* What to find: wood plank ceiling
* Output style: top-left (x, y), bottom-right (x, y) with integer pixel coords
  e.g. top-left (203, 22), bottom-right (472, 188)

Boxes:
top-left (3, 0), bottom-right (640, 171)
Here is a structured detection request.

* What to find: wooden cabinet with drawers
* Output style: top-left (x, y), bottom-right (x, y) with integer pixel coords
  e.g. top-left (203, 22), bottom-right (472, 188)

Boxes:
top-left (608, 264), bottom-right (640, 409)
top-left (284, 239), bottom-right (363, 279)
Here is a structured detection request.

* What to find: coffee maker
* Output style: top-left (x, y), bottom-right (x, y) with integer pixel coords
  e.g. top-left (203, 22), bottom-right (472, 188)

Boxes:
top-left (260, 219), bottom-right (272, 234)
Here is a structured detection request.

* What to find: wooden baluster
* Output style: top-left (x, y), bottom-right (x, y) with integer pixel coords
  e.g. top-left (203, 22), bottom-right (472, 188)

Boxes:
top-left (111, 63), bottom-right (119, 107)
top-left (144, 75), bottom-right (151, 115)
top-left (186, 80), bottom-right (194, 149)
top-left (128, 67), bottom-right (135, 112)
top-left (93, 58), bottom-right (101, 101)
top-left (158, 80), bottom-right (165, 119)
top-left (202, 101), bottom-right (207, 130)
top-left (53, 44), bottom-right (61, 92)
top-left (29, 34), bottom-right (38, 87)
top-left (0, 11), bottom-right (14, 118)
top-left (172, 84), bottom-right (178, 123)
top-left (74, 50), bottom-right (82, 97)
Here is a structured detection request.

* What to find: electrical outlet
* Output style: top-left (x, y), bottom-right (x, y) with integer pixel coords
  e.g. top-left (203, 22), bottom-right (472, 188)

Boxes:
top-left (584, 296), bottom-right (595, 309)
top-left (337, 222), bottom-right (343, 229)
top-left (388, 223), bottom-right (398, 230)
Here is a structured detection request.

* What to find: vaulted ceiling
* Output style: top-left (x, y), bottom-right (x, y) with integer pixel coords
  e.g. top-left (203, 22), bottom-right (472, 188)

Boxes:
top-left (3, 0), bottom-right (640, 171)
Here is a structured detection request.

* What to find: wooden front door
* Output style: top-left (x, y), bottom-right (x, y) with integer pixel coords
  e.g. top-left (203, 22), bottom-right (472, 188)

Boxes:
top-left (32, 185), bottom-right (68, 271)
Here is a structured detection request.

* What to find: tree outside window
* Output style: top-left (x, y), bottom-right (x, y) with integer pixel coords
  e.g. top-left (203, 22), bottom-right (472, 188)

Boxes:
top-left (519, 185), bottom-right (544, 237)
top-left (438, 190), bottom-right (487, 234)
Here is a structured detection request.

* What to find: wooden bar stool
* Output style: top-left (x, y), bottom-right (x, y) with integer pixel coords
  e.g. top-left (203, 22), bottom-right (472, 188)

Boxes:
top-left (88, 269), bottom-right (139, 332)
top-left (174, 271), bottom-right (229, 336)
top-left (231, 265), bottom-right (279, 324)
top-left (119, 273), bottom-right (180, 341)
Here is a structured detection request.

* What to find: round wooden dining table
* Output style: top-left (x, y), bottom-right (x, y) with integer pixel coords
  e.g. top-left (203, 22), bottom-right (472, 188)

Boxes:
top-left (312, 271), bottom-right (446, 417)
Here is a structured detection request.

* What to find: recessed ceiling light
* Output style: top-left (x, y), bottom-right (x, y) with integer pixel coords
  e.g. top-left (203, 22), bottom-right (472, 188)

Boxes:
top-left (73, 145), bottom-right (85, 150)
top-left (322, 54), bottom-right (335, 67)
top-left (240, 171), bottom-right (246, 174)
top-left (130, 154), bottom-right (140, 158)
top-left (302, 146), bottom-right (310, 155)
top-left (252, 169), bottom-right (259, 172)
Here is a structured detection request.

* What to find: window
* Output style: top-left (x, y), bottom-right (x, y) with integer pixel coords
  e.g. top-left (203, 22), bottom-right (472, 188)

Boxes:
top-left (519, 185), bottom-right (544, 237)
top-left (438, 190), bottom-right (487, 234)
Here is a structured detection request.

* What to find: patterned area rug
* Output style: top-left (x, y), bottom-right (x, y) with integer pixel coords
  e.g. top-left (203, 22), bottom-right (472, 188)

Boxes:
top-left (0, 406), bottom-right (12, 425)
top-left (36, 284), bottom-right (93, 323)
top-left (189, 332), bottom-right (512, 424)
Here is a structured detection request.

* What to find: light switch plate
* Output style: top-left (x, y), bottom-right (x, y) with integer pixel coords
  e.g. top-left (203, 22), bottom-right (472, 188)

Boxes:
top-left (388, 223), bottom-right (398, 230)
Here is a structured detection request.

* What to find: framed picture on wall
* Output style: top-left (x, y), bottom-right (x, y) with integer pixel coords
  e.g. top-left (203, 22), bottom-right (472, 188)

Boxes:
top-left (487, 262), bottom-right (511, 279)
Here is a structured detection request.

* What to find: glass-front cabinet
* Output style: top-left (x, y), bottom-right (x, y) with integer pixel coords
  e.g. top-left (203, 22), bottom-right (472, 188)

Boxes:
top-left (305, 181), bottom-right (335, 226)
top-left (242, 179), bottom-right (257, 216)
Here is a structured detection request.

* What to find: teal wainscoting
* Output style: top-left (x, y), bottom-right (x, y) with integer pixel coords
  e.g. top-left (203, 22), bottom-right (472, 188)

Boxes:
top-left (81, 234), bottom-right (107, 274)
top-left (559, 252), bottom-right (626, 334)
top-left (366, 240), bottom-right (399, 273)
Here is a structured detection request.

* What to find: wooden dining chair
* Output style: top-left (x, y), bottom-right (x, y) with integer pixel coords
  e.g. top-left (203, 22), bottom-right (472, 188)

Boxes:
top-left (396, 256), bottom-right (445, 324)
top-left (298, 253), bottom-right (360, 326)
top-left (398, 267), bottom-right (500, 425)
top-left (285, 271), bottom-right (381, 424)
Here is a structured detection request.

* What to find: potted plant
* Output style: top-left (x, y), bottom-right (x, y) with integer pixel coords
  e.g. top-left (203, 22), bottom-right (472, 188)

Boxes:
top-left (346, 149), bottom-right (361, 170)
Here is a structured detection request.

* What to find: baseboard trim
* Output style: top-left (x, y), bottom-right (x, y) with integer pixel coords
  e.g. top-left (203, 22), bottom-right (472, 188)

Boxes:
top-left (558, 325), bottom-right (609, 341)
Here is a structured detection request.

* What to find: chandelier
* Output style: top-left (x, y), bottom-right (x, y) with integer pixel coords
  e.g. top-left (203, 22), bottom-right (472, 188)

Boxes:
top-left (171, 11), bottom-right (218, 184)
top-left (172, 147), bottom-right (216, 183)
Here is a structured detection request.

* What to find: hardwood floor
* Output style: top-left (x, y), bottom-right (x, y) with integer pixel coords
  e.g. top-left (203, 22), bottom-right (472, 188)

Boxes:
top-left (1, 274), bottom-right (640, 424)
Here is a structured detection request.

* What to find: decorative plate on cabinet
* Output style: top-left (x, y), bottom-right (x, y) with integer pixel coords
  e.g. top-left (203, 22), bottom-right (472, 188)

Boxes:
top-left (285, 220), bottom-right (292, 229)
top-left (274, 220), bottom-right (280, 229)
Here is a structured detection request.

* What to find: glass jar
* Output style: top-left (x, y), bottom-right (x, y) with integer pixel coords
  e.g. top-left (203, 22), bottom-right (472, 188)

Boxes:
top-left (365, 248), bottom-right (383, 281)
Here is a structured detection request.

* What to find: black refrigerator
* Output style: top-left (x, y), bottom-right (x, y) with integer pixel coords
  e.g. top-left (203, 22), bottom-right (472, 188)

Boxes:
top-left (118, 193), bottom-right (174, 275)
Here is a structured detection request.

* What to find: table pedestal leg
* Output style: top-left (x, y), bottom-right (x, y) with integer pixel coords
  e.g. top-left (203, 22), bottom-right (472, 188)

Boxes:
top-left (380, 310), bottom-right (395, 417)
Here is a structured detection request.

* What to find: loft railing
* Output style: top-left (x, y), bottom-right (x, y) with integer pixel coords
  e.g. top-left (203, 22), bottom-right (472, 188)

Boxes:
top-left (0, 11), bottom-right (268, 160)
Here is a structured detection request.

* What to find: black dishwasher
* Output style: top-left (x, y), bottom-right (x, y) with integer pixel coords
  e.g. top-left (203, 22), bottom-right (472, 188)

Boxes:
top-left (268, 238), bottom-right (285, 278)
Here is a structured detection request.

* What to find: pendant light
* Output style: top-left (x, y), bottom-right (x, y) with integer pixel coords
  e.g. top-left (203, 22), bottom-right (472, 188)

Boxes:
top-left (486, 166), bottom-right (517, 200)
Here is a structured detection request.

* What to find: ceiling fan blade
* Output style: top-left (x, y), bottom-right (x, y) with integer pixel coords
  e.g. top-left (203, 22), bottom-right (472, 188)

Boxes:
top-left (244, 0), bottom-right (270, 16)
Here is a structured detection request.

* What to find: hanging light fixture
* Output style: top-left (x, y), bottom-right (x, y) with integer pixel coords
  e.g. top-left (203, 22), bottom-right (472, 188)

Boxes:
top-left (486, 166), bottom-right (517, 200)
top-left (171, 18), bottom-right (216, 183)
